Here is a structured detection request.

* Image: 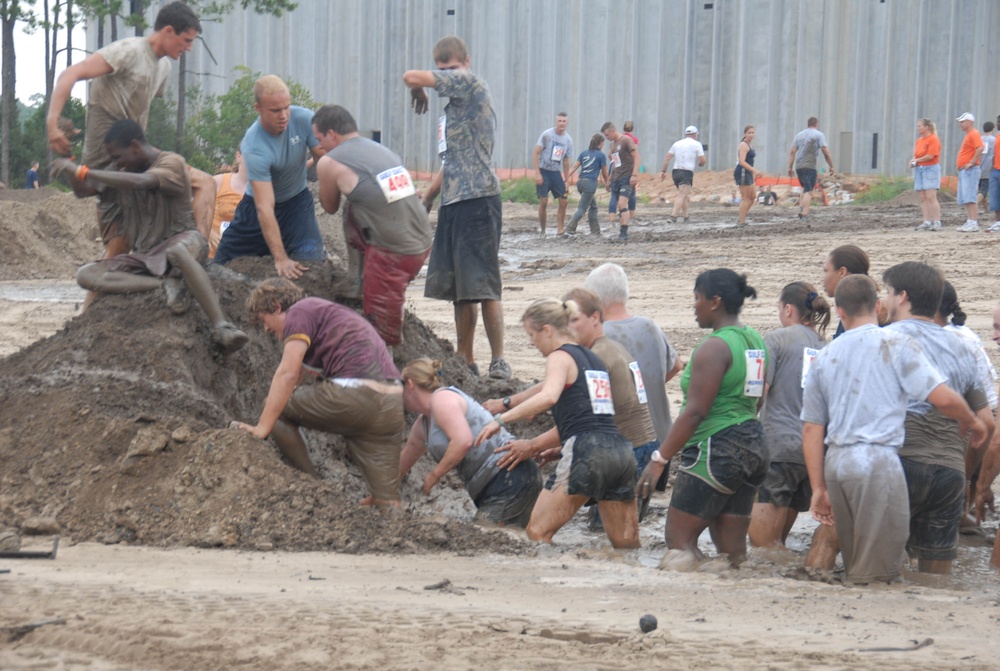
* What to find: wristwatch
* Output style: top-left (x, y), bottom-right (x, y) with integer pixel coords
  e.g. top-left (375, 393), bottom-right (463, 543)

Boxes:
top-left (502, 396), bottom-right (512, 409)
top-left (650, 450), bottom-right (669, 465)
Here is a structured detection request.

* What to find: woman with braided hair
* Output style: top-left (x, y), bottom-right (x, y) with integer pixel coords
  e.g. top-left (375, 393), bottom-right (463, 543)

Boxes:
top-left (749, 281), bottom-right (831, 548)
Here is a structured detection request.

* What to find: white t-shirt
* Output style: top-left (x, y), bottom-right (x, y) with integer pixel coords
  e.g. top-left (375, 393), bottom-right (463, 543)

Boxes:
top-left (668, 137), bottom-right (705, 171)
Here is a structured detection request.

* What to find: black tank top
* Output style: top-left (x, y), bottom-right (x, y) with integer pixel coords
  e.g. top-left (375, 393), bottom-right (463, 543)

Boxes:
top-left (552, 344), bottom-right (618, 439)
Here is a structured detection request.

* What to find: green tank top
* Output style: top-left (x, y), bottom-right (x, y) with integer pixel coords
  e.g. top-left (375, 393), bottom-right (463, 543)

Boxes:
top-left (680, 325), bottom-right (767, 447)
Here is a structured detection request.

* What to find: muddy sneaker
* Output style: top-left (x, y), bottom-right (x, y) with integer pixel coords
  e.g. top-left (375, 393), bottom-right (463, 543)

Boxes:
top-left (666, 215), bottom-right (677, 224)
top-left (957, 221), bottom-right (981, 233)
top-left (914, 221), bottom-right (934, 231)
top-left (683, 217), bottom-right (690, 224)
top-left (468, 362), bottom-right (481, 377)
top-left (488, 358), bottom-right (512, 380)
top-left (211, 322), bottom-right (249, 354)
top-left (163, 277), bottom-right (190, 315)
top-left (986, 222), bottom-right (1000, 232)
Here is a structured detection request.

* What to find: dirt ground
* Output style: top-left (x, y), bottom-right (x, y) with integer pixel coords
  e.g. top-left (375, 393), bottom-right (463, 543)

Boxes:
top-left (2, 178), bottom-right (1000, 670)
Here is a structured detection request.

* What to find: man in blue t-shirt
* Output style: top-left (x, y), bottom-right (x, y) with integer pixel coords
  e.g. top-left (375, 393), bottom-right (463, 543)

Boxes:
top-left (25, 162), bottom-right (39, 189)
top-left (213, 75), bottom-right (326, 279)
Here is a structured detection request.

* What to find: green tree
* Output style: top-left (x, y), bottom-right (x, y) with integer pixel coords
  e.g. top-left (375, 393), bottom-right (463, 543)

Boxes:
top-left (1, 0), bottom-right (36, 184)
top-left (181, 65), bottom-right (317, 173)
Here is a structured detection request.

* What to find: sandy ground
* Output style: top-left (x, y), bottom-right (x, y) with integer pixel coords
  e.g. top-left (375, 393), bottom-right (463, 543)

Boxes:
top-left (3, 190), bottom-right (1000, 669)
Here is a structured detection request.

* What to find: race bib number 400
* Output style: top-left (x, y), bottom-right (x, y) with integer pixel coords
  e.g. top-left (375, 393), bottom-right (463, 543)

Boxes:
top-left (376, 166), bottom-right (416, 204)
top-left (585, 369), bottom-right (615, 415)
top-left (744, 349), bottom-right (766, 397)
top-left (801, 347), bottom-right (819, 389)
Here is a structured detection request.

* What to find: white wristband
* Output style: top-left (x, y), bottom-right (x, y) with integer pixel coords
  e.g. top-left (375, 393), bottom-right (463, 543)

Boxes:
top-left (650, 450), bottom-right (669, 465)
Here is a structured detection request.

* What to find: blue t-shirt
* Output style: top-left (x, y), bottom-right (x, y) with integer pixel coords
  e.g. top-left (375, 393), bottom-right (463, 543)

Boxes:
top-left (577, 149), bottom-right (607, 181)
top-left (25, 168), bottom-right (37, 189)
top-left (240, 105), bottom-right (318, 203)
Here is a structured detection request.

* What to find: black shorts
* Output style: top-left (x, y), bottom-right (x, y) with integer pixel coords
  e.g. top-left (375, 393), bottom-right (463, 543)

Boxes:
top-left (424, 195), bottom-right (502, 303)
top-left (796, 168), bottom-right (818, 192)
top-left (545, 431), bottom-right (636, 502)
top-left (900, 458), bottom-right (965, 561)
top-left (474, 460), bottom-right (542, 528)
top-left (672, 169), bottom-right (694, 188)
top-left (734, 167), bottom-right (754, 187)
top-left (671, 420), bottom-right (768, 519)
top-left (756, 461), bottom-right (811, 512)
top-left (978, 177), bottom-right (990, 198)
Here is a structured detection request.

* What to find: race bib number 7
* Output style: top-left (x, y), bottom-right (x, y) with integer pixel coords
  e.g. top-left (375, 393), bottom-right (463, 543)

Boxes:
top-left (801, 347), bottom-right (819, 389)
top-left (376, 166), bottom-right (416, 204)
top-left (744, 349), bottom-right (766, 397)
top-left (585, 369), bottom-right (615, 415)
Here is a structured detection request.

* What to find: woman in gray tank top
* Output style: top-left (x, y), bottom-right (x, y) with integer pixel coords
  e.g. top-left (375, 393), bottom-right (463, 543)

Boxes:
top-left (400, 358), bottom-right (541, 527)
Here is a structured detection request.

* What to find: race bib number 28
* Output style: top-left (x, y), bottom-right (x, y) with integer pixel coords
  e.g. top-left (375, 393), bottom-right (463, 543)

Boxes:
top-left (585, 369), bottom-right (615, 415)
top-left (376, 166), bottom-right (416, 204)
top-left (744, 349), bottom-right (765, 397)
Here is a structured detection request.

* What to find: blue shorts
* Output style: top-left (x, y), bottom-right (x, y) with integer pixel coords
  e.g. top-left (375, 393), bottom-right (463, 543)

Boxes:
top-left (913, 164), bottom-right (941, 191)
top-left (214, 187), bottom-right (325, 265)
top-left (536, 169), bottom-right (567, 200)
top-left (424, 195), bottom-right (503, 303)
top-left (609, 176), bottom-right (635, 208)
top-left (671, 420), bottom-right (768, 519)
top-left (900, 458), bottom-right (964, 561)
top-left (957, 166), bottom-right (981, 204)
top-left (796, 168), bottom-right (818, 193)
top-left (989, 168), bottom-right (1000, 211)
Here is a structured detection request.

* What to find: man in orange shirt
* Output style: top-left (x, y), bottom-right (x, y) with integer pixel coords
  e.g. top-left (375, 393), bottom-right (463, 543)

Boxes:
top-left (956, 113), bottom-right (984, 232)
top-left (988, 123), bottom-right (1000, 232)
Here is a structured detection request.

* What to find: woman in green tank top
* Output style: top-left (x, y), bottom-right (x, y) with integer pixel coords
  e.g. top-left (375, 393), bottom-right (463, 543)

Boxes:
top-left (638, 269), bottom-right (769, 568)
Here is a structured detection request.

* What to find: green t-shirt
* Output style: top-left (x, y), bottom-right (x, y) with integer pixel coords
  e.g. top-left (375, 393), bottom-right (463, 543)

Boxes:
top-left (680, 325), bottom-right (767, 446)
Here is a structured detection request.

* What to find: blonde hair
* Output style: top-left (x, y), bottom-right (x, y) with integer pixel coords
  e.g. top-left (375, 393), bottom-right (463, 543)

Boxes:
top-left (919, 118), bottom-right (937, 136)
top-left (522, 298), bottom-right (577, 335)
top-left (401, 358), bottom-right (443, 391)
top-left (254, 75), bottom-right (289, 104)
top-left (561, 288), bottom-right (603, 321)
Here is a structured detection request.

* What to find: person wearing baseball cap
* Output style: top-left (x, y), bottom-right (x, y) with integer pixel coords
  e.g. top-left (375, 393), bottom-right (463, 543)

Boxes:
top-left (955, 113), bottom-right (984, 232)
top-left (661, 125), bottom-right (706, 223)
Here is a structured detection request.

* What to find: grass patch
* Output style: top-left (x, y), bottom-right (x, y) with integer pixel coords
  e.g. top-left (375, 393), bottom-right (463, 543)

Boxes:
top-left (501, 177), bottom-right (539, 204)
top-left (851, 177), bottom-right (912, 204)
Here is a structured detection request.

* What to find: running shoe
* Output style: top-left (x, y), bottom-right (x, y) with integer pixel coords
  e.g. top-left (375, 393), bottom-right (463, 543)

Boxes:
top-left (957, 221), bottom-right (981, 233)
top-left (488, 358), bottom-right (512, 380)
top-left (986, 222), bottom-right (1000, 233)
top-left (914, 221), bottom-right (933, 231)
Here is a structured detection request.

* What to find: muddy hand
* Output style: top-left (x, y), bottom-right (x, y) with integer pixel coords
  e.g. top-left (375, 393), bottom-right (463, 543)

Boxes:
top-left (636, 461), bottom-right (663, 501)
top-left (410, 88), bottom-right (429, 115)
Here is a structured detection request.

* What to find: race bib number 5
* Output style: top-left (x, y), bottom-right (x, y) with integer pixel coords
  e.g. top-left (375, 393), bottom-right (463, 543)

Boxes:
top-left (744, 349), bottom-right (765, 397)
top-left (801, 347), bottom-right (819, 389)
top-left (376, 166), bottom-right (416, 204)
top-left (585, 369), bottom-right (615, 415)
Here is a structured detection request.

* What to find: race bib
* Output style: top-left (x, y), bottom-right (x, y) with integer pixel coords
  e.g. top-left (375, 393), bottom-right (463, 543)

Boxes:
top-left (628, 361), bottom-right (648, 404)
top-left (219, 220), bottom-right (231, 235)
top-left (376, 166), bottom-right (416, 204)
top-left (801, 347), bottom-right (819, 389)
top-left (744, 349), bottom-right (765, 397)
top-left (585, 369), bottom-right (615, 415)
top-left (611, 151), bottom-right (621, 168)
top-left (437, 115), bottom-right (447, 156)
top-left (551, 144), bottom-right (565, 162)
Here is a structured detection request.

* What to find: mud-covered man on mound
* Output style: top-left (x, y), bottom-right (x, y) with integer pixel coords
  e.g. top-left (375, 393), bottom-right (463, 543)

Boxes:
top-left (233, 278), bottom-right (405, 509)
top-left (52, 119), bottom-right (247, 354)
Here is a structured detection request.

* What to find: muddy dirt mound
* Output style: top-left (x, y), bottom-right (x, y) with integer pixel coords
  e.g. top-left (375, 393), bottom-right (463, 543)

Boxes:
top-left (0, 256), bottom-right (545, 554)
top-left (0, 188), bottom-right (103, 280)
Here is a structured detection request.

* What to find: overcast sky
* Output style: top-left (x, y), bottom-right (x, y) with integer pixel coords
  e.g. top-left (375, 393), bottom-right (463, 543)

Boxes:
top-left (3, 22), bottom-right (88, 104)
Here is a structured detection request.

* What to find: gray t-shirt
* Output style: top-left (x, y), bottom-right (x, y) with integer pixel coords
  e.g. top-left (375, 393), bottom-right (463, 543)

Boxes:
top-left (761, 324), bottom-right (826, 464)
top-left (83, 37), bottom-right (171, 169)
top-left (326, 136), bottom-right (431, 255)
top-left (536, 128), bottom-right (574, 172)
top-left (887, 319), bottom-right (988, 472)
top-left (982, 135), bottom-right (996, 175)
top-left (432, 70), bottom-right (502, 206)
top-left (792, 127), bottom-right (828, 170)
top-left (603, 316), bottom-right (678, 443)
top-left (801, 323), bottom-right (945, 450)
top-left (424, 387), bottom-right (507, 501)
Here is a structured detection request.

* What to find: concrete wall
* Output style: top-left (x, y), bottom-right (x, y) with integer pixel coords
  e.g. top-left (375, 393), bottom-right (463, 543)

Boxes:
top-left (93, 0), bottom-right (1000, 176)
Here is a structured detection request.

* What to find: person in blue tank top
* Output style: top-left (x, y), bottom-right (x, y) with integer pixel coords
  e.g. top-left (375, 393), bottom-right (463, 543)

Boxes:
top-left (398, 358), bottom-right (542, 528)
top-left (734, 125), bottom-right (760, 226)
top-left (637, 269), bottom-right (768, 568)
top-left (475, 298), bottom-right (640, 548)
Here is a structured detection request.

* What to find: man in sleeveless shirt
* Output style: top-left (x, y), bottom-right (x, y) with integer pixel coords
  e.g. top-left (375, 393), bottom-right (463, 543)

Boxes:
top-left (312, 105), bottom-right (432, 346)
